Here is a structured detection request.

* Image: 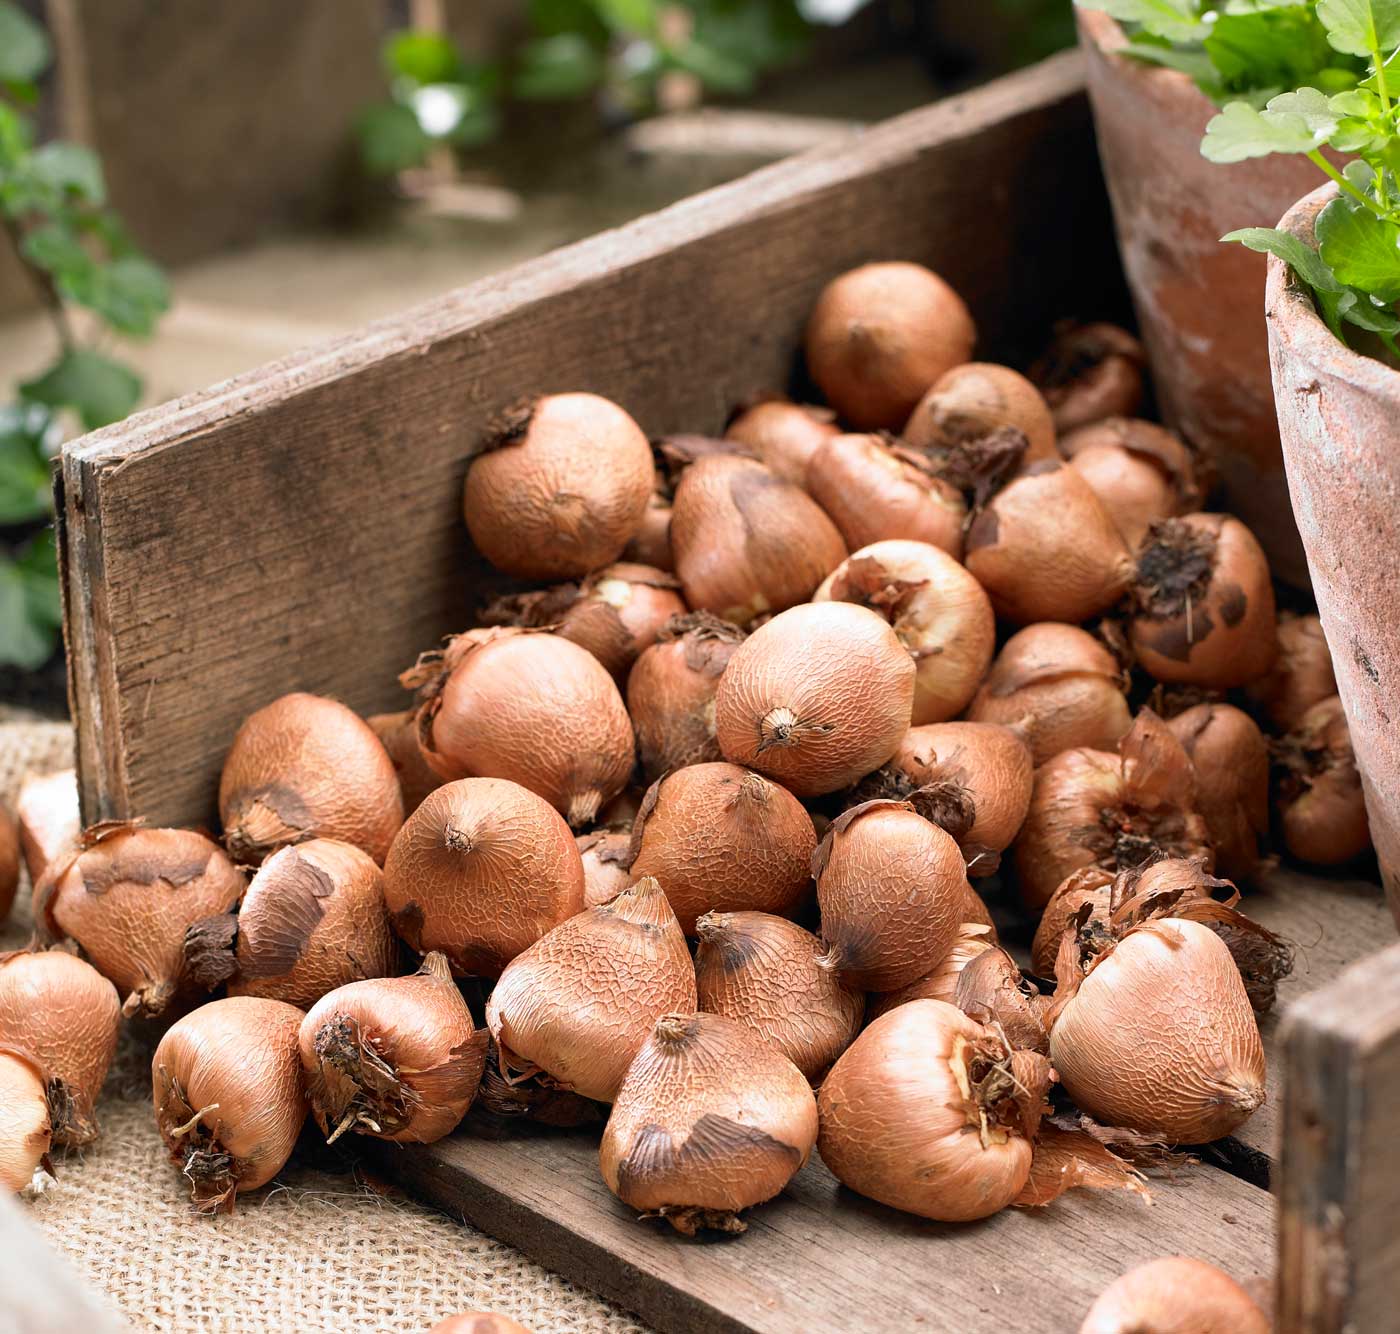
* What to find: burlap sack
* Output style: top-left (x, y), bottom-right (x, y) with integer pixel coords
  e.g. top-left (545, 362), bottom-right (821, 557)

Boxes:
top-left (1, 715), bottom-right (648, 1334)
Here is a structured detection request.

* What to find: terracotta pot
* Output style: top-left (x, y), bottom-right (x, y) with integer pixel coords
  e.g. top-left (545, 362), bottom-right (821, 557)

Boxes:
top-left (1077, 9), bottom-right (1325, 587)
top-left (1266, 182), bottom-right (1400, 925)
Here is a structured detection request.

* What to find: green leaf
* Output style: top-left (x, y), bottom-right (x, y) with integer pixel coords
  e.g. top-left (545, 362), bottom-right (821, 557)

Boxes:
top-left (84, 255), bottom-right (170, 336)
top-left (0, 557), bottom-right (55, 670)
top-left (1316, 0), bottom-right (1400, 56)
top-left (666, 38), bottom-right (756, 93)
top-left (1123, 37), bottom-right (1217, 85)
top-left (1073, 0), bottom-right (1206, 43)
top-left (1316, 196), bottom-right (1400, 301)
top-left (529, 0), bottom-right (610, 44)
top-left (29, 142), bottom-right (105, 204)
top-left (21, 349), bottom-right (142, 431)
top-left (0, 417), bottom-right (51, 524)
top-left (515, 34), bottom-right (606, 99)
top-left (384, 31), bottom-right (462, 85)
top-left (1223, 225), bottom-right (1345, 289)
top-left (1342, 289), bottom-right (1400, 330)
top-left (0, 1), bottom-right (51, 83)
top-left (15, 527), bottom-right (60, 628)
top-left (1200, 92), bottom-right (1336, 161)
top-left (19, 219), bottom-right (92, 281)
top-left (357, 102), bottom-right (430, 175)
top-left (589, 0), bottom-right (658, 35)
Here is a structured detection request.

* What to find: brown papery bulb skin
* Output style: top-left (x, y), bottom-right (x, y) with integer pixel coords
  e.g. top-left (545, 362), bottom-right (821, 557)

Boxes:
top-left (1030, 321), bottom-right (1145, 434)
top-left (1079, 1256), bottom-right (1269, 1334)
top-left (889, 722), bottom-right (1033, 861)
top-left (231, 839), bottom-right (396, 1008)
top-left (815, 539), bottom-right (993, 726)
top-left (1168, 704), bottom-right (1269, 883)
top-left (818, 999), bottom-right (1050, 1221)
top-left (368, 709), bottom-right (444, 816)
top-left (429, 1315), bottom-right (533, 1334)
top-left (694, 911), bottom-right (864, 1082)
top-left (152, 996), bottom-right (306, 1212)
top-left (462, 392), bottom-right (654, 579)
top-left (866, 923), bottom-right (996, 1023)
top-left (1247, 611), bottom-right (1336, 733)
top-left (1060, 418), bottom-right (1201, 549)
top-left (670, 453), bottom-right (846, 626)
top-left (0, 1049), bottom-right (50, 1193)
top-left (1051, 919), bottom-right (1265, 1142)
top-left (38, 826), bottom-right (246, 1018)
top-left (622, 486), bottom-right (674, 572)
top-left (627, 612), bottom-right (746, 783)
top-left (0, 806), bottom-right (16, 922)
top-left (300, 952), bottom-right (485, 1144)
top-left (576, 831), bottom-right (632, 908)
top-left (967, 623), bottom-right (1131, 767)
top-left (1031, 868), bottom-right (1115, 978)
top-left (414, 629), bottom-right (634, 828)
top-left (805, 433), bottom-right (965, 558)
top-left (15, 768), bottom-right (79, 888)
top-left (903, 362), bottom-right (1057, 464)
top-left (486, 877), bottom-right (696, 1103)
top-left (220, 692), bottom-right (404, 866)
top-left (965, 463), bottom-right (1134, 625)
top-left (383, 778), bottom-right (584, 978)
top-left (0, 950), bottom-right (120, 1147)
top-left (1278, 696), bottom-right (1372, 866)
top-left (716, 602), bottom-right (915, 797)
top-left (725, 400), bottom-right (838, 487)
top-left (815, 801), bottom-right (966, 991)
top-left (803, 261), bottom-right (976, 431)
top-left (1130, 514), bottom-right (1277, 688)
top-left (628, 764), bottom-right (816, 935)
top-left (600, 1011), bottom-right (818, 1234)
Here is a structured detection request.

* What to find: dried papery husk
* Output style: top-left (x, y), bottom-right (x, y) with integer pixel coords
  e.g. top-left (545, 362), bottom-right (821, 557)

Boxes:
top-left (0, 806), bottom-right (16, 922)
top-left (1029, 320), bottom-right (1145, 434)
top-left (16, 768), bottom-right (79, 888)
top-left (486, 877), bottom-right (696, 1103)
top-left (429, 1313), bottom-right (534, 1334)
top-left (220, 692), bottom-right (404, 866)
top-left (600, 1010), bottom-right (818, 1234)
top-left (408, 628), bottom-right (634, 828)
top-left (1049, 918), bottom-right (1265, 1142)
top-left (803, 261), bottom-right (976, 430)
top-left (818, 999), bottom-right (1053, 1221)
top-left (725, 399), bottom-right (838, 487)
top-left (965, 463), bottom-right (1135, 625)
top-left (903, 362), bottom-right (1058, 464)
top-left (382, 778), bottom-right (584, 977)
top-left (915, 423), bottom-right (1029, 516)
top-left (814, 540), bottom-right (994, 726)
top-left (887, 722), bottom-right (1034, 869)
top-left (967, 623), bottom-right (1132, 767)
top-left (1079, 1256), bottom-right (1268, 1334)
top-left (1060, 418), bottom-right (1201, 549)
top-left (715, 601), bottom-right (915, 797)
top-left (462, 392), bottom-right (654, 579)
top-left (1247, 611), bottom-right (1336, 733)
top-left (367, 710), bottom-right (443, 816)
top-left (0, 1047), bottom-right (51, 1193)
top-left (804, 432), bottom-right (966, 558)
top-left (865, 923), bottom-right (997, 1023)
top-left (152, 996), bottom-right (306, 1212)
top-left (1130, 513), bottom-right (1277, 688)
top-left (37, 825), bottom-right (247, 1018)
top-left (576, 831), bottom-right (632, 908)
top-left (0, 950), bottom-right (120, 1147)
top-left (1275, 695), bottom-right (1372, 866)
top-left (814, 801), bottom-right (966, 991)
top-left (300, 952), bottom-right (486, 1145)
top-left (230, 839), bottom-right (396, 1008)
top-left (1168, 703), bottom-right (1269, 882)
top-left (654, 432), bottom-right (754, 481)
top-left (669, 453), bottom-right (846, 626)
top-left (952, 946), bottom-right (1049, 1054)
top-left (1032, 868), bottom-right (1115, 978)
top-left (1013, 710), bottom-right (1213, 911)
top-left (1012, 1123), bottom-right (1148, 1208)
top-left (622, 485), bottom-right (674, 571)
top-left (627, 612), bottom-right (746, 782)
top-left (482, 562), bottom-right (687, 682)
top-left (627, 764), bottom-right (816, 934)
top-left (694, 911), bottom-right (864, 1082)
top-left (475, 1040), bottom-right (606, 1128)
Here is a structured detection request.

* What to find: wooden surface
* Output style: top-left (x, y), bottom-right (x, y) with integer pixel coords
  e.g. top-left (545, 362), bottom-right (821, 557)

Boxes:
top-left (1276, 938), bottom-right (1400, 1332)
top-left (58, 49), bottom-right (1123, 830)
top-left (380, 1126), bottom-right (1272, 1334)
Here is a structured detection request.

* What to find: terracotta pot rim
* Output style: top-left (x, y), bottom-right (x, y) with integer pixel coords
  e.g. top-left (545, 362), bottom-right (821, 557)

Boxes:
top-left (1267, 181), bottom-right (1400, 395)
top-left (1077, 8), bottom-right (1215, 111)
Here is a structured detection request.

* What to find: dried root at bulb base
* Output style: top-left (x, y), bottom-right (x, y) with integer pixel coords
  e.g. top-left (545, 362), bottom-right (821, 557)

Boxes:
top-left (902, 362), bottom-right (1058, 464)
top-left (1028, 320), bottom-right (1145, 433)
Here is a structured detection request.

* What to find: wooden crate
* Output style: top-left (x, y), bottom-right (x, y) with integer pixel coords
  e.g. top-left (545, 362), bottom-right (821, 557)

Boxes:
top-left (56, 50), bottom-right (1399, 1334)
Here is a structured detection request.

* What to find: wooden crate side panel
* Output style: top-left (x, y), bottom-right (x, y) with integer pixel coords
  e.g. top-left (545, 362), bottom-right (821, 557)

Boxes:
top-left (62, 52), bottom-right (1118, 828)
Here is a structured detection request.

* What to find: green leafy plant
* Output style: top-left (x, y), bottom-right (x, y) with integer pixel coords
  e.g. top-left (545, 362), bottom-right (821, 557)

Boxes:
top-left (0, 1), bottom-right (169, 669)
top-left (1199, 0), bottom-right (1400, 357)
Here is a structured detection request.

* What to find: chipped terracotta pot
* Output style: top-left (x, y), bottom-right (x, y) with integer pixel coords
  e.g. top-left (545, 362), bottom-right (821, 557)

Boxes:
top-left (1266, 182), bottom-right (1400, 925)
top-left (1078, 9), bottom-right (1325, 587)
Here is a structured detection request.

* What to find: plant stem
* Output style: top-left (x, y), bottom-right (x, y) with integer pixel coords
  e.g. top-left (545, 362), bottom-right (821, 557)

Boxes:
top-left (1308, 150), bottom-right (1390, 217)
top-left (0, 215), bottom-right (75, 354)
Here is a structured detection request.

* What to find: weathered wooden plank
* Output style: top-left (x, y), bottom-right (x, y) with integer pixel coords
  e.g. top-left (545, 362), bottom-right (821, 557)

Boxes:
top-left (59, 50), bottom-right (1122, 830)
top-left (379, 1125), bottom-right (1272, 1334)
top-left (1276, 939), bottom-right (1400, 1332)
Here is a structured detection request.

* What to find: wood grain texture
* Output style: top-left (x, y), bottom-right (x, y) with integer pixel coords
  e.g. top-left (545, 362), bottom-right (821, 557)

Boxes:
top-left (59, 50), bottom-right (1122, 830)
top-left (378, 1124), bottom-right (1272, 1334)
top-left (1276, 938), bottom-right (1400, 1332)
